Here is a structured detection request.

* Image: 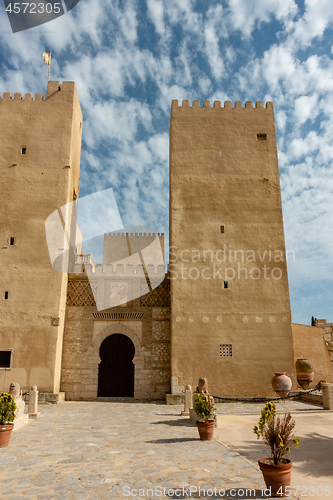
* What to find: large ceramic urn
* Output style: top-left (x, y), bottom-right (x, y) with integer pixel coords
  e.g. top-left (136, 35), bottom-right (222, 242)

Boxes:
top-left (295, 359), bottom-right (314, 390)
top-left (271, 372), bottom-right (292, 398)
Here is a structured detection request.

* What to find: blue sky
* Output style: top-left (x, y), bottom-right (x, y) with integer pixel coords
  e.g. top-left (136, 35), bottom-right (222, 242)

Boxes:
top-left (1, 0), bottom-right (333, 325)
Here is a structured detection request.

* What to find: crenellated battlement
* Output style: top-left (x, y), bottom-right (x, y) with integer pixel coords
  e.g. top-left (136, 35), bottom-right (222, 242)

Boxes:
top-left (74, 262), bottom-right (166, 277)
top-left (0, 81), bottom-right (76, 102)
top-left (171, 99), bottom-right (273, 110)
top-left (104, 232), bottom-right (164, 237)
top-left (0, 92), bottom-right (44, 100)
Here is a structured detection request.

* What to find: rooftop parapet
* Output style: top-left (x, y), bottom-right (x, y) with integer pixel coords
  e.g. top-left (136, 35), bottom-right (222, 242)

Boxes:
top-left (171, 100), bottom-right (273, 110)
top-left (0, 81), bottom-right (77, 101)
top-left (83, 263), bottom-right (165, 277)
top-left (104, 232), bottom-right (164, 237)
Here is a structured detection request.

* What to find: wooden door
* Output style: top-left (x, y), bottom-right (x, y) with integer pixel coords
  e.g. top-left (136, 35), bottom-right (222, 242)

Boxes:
top-left (98, 334), bottom-right (135, 397)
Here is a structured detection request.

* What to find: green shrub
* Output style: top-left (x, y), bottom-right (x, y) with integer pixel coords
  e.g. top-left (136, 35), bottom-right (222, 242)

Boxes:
top-left (254, 401), bottom-right (300, 465)
top-left (0, 393), bottom-right (17, 425)
top-left (194, 393), bottom-right (216, 423)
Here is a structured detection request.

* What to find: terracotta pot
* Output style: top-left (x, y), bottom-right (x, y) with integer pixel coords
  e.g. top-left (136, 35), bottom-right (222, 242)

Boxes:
top-left (196, 420), bottom-right (214, 440)
top-left (0, 424), bottom-right (14, 448)
top-left (295, 358), bottom-right (314, 390)
top-left (259, 458), bottom-right (292, 497)
top-left (271, 372), bottom-right (292, 398)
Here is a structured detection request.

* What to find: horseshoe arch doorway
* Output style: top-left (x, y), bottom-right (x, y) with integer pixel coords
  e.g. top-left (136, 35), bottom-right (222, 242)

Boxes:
top-left (97, 334), bottom-right (135, 397)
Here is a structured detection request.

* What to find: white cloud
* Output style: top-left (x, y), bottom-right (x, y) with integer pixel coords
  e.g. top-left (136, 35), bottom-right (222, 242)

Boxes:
top-left (174, 44), bottom-right (193, 87)
top-left (198, 77), bottom-right (211, 95)
top-left (290, 0), bottom-right (333, 48)
top-left (204, 24), bottom-right (225, 80)
top-left (293, 94), bottom-right (318, 125)
top-left (261, 44), bottom-right (300, 93)
top-left (157, 83), bottom-right (188, 113)
top-left (148, 133), bottom-right (169, 162)
top-left (77, 189), bottom-right (123, 241)
top-left (163, 0), bottom-right (192, 23)
top-left (228, 0), bottom-right (298, 37)
top-left (85, 99), bottom-right (152, 145)
top-left (118, 0), bottom-right (138, 42)
top-left (276, 110), bottom-right (287, 132)
top-left (287, 131), bottom-right (319, 160)
top-left (84, 152), bottom-right (100, 170)
top-left (146, 0), bottom-right (165, 36)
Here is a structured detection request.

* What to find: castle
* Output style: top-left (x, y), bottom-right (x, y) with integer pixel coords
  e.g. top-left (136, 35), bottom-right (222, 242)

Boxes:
top-left (1, 81), bottom-right (332, 401)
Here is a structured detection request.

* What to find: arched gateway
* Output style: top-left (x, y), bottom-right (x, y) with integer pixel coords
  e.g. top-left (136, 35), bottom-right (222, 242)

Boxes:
top-left (98, 334), bottom-right (135, 397)
top-left (93, 324), bottom-right (141, 398)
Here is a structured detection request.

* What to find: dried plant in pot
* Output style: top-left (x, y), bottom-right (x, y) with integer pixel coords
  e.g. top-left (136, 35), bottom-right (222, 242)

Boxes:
top-left (254, 402), bottom-right (300, 497)
top-left (0, 392), bottom-right (17, 447)
top-left (194, 393), bottom-right (216, 440)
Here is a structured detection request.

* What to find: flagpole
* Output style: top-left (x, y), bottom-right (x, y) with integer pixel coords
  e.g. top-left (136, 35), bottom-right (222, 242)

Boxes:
top-left (48, 50), bottom-right (51, 81)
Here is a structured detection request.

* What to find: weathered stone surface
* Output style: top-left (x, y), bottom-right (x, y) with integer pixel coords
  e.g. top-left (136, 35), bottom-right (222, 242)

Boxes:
top-left (292, 323), bottom-right (333, 387)
top-left (0, 80), bottom-right (82, 393)
top-left (322, 382), bottom-right (333, 410)
top-left (61, 284), bottom-right (170, 401)
top-left (169, 101), bottom-right (297, 397)
top-left (166, 394), bottom-right (184, 404)
top-left (316, 319), bottom-right (333, 366)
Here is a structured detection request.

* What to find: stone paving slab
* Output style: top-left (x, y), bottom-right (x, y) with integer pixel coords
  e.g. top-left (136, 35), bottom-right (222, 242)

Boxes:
top-left (0, 401), bottom-right (286, 500)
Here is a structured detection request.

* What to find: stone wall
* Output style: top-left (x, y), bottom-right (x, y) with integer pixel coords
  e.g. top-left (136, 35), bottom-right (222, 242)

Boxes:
top-left (169, 99), bottom-right (296, 398)
top-left (61, 274), bottom-right (170, 400)
top-left (315, 319), bottom-right (333, 365)
top-left (292, 323), bottom-right (333, 386)
top-left (0, 81), bottom-right (82, 393)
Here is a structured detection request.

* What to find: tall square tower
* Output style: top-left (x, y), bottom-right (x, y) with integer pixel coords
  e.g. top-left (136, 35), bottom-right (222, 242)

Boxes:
top-left (0, 81), bottom-right (82, 393)
top-left (169, 99), bottom-right (296, 397)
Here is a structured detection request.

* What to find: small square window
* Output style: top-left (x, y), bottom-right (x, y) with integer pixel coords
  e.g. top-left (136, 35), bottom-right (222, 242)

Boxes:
top-left (220, 344), bottom-right (232, 357)
top-left (0, 350), bottom-right (12, 368)
top-left (257, 133), bottom-right (267, 141)
top-left (22, 147), bottom-right (27, 154)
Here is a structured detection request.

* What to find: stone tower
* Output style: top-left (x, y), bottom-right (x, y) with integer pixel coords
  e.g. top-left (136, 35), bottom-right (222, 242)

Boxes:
top-left (169, 99), bottom-right (296, 397)
top-left (0, 81), bottom-right (82, 394)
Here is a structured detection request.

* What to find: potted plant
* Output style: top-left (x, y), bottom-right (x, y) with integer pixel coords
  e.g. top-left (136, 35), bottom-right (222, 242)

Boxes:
top-left (0, 392), bottom-right (17, 447)
top-left (194, 393), bottom-right (216, 440)
top-left (254, 401), bottom-right (300, 497)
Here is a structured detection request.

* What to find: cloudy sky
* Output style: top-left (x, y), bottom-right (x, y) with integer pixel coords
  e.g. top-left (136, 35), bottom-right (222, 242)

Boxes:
top-left (1, 0), bottom-right (333, 325)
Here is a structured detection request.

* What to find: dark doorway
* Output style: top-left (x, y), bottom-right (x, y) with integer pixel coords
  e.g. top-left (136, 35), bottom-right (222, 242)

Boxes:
top-left (98, 334), bottom-right (135, 397)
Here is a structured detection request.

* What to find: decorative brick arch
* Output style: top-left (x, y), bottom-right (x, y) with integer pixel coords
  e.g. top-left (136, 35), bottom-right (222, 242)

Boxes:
top-left (93, 323), bottom-right (141, 354)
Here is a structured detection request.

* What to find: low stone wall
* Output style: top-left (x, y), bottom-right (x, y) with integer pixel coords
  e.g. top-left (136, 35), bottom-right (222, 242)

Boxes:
top-left (292, 323), bottom-right (333, 386)
top-left (300, 391), bottom-right (323, 405)
top-left (23, 392), bottom-right (65, 404)
top-left (316, 319), bottom-right (333, 365)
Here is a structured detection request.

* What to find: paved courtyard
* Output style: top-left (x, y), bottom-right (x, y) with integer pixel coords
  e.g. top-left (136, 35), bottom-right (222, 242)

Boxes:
top-left (0, 399), bottom-right (331, 500)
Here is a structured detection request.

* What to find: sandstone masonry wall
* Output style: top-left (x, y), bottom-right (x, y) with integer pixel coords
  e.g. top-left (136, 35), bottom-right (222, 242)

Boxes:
top-left (61, 275), bottom-right (170, 400)
top-left (0, 81), bottom-right (82, 393)
top-left (315, 319), bottom-right (333, 366)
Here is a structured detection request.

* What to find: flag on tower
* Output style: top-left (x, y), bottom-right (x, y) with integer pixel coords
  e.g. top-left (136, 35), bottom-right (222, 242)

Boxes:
top-left (43, 52), bottom-right (51, 66)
